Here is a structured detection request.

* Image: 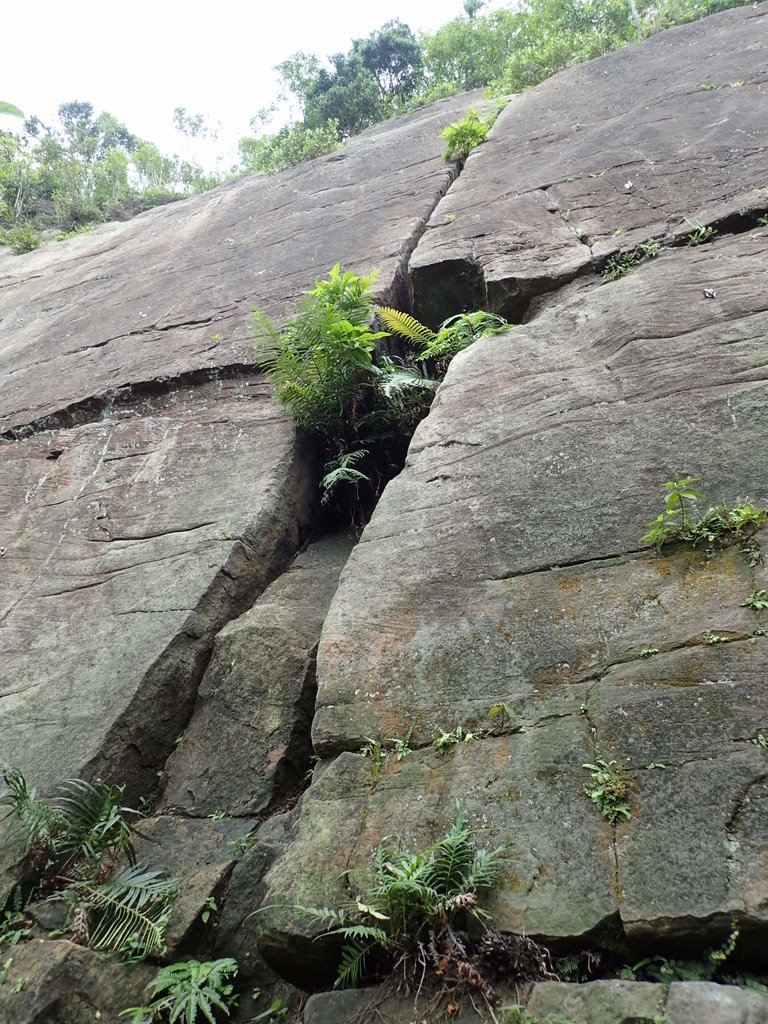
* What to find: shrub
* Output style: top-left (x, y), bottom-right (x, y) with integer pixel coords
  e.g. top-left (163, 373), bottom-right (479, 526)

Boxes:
top-left (440, 108), bottom-right (491, 162)
top-left (0, 223), bottom-right (42, 254)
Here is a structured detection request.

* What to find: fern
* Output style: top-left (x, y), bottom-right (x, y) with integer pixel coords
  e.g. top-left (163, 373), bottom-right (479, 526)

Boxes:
top-left (320, 450), bottom-right (370, 503)
top-left (378, 308), bottom-right (510, 365)
top-left (377, 307), bottom-right (437, 347)
top-left (53, 778), bottom-right (137, 868)
top-left (298, 804), bottom-right (506, 987)
top-left (336, 933), bottom-right (387, 988)
top-left (65, 863), bottom-right (177, 959)
top-left (120, 958), bottom-right (238, 1024)
top-left (0, 763), bottom-right (64, 854)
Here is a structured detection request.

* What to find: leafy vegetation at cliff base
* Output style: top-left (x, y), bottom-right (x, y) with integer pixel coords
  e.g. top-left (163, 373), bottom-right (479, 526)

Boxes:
top-left (297, 805), bottom-right (506, 996)
top-left (0, 764), bottom-right (176, 960)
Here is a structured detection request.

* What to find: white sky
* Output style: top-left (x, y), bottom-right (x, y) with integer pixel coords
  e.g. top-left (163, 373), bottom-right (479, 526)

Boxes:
top-left (3, 0), bottom-right (511, 168)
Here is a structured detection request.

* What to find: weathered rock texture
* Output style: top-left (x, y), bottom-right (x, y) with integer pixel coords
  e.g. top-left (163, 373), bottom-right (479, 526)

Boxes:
top-left (163, 533), bottom-right (355, 816)
top-left (0, 91), bottom-right (483, 797)
top-left (304, 981), bottom-right (768, 1024)
top-left (260, 2), bottom-right (768, 985)
top-left (0, 939), bottom-right (153, 1024)
top-left (2, 6), bottom-right (768, 1021)
top-left (411, 3), bottom-right (768, 324)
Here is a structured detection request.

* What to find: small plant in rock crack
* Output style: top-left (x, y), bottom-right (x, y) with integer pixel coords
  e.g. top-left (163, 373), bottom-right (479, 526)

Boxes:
top-left (640, 647), bottom-right (660, 658)
top-left (742, 587), bottom-right (768, 612)
top-left (582, 757), bottom-right (631, 824)
top-left (601, 239), bottom-right (661, 282)
top-left (622, 926), bottom-right (740, 985)
top-left (640, 477), bottom-right (767, 554)
top-left (361, 731), bottom-right (413, 785)
top-left (684, 219), bottom-right (717, 246)
top-left (440, 108), bottom-right (497, 163)
top-left (120, 957), bottom-right (239, 1024)
top-left (0, 764), bottom-right (176, 960)
top-left (433, 726), bottom-right (477, 752)
top-left (0, 887), bottom-right (32, 949)
top-left (297, 805), bottom-right (505, 1001)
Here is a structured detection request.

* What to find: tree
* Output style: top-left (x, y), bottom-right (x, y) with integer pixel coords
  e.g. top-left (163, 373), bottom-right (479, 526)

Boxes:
top-left (352, 19), bottom-right (423, 104)
top-left (421, 8), bottom-right (521, 92)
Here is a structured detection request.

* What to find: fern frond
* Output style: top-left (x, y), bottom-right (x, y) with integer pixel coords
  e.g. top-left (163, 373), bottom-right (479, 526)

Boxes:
top-left (247, 309), bottom-right (283, 362)
top-left (336, 935), bottom-right (382, 989)
top-left (372, 363), bottom-right (439, 401)
top-left (53, 778), bottom-right (136, 867)
top-left (377, 307), bottom-right (437, 347)
top-left (67, 863), bottom-right (177, 959)
top-left (0, 763), bottom-right (63, 854)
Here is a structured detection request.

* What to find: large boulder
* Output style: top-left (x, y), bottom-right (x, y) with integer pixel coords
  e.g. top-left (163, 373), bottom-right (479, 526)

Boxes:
top-left (261, 5), bottom-right (768, 979)
top-left (0, 92), bottom-right (487, 799)
top-left (410, 3), bottom-right (768, 323)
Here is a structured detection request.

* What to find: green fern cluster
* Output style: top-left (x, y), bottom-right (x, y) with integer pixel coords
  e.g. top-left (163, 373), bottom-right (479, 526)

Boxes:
top-left (120, 958), bottom-right (239, 1024)
top-left (250, 265), bottom-right (438, 521)
top-left (250, 266), bottom-right (511, 524)
top-left (378, 307), bottom-right (509, 370)
top-left (300, 804), bottom-right (505, 988)
top-left (0, 764), bottom-right (176, 960)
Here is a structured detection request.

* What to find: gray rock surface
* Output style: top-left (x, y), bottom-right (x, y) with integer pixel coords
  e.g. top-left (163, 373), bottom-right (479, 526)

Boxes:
top-left (0, 91), bottom-right (483, 800)
top-left (0, 938), bottom-right (153, 1023)
top-left (163, 533), bottom-right (355, 816)
top-left (0, 379), bottom-right (315, 799)
top-left (410, 4), bottom-right (768, 323)
top-left (0, 91), bottom-right (485, 435)
top-left (263, 7), bottom-right (768, 976)
top-left (132, 814), bottom-right (254, 955)
top-left (527, 980), bottom-right (768, 1023)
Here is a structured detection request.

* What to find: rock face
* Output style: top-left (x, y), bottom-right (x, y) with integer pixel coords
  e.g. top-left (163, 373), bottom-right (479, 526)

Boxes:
top-left (2, 7), bottom-right (768, 1022)
top-left (410, 3), bottom-right (768, 324)
top-left (0, 91), bottom-right (482, 797)
top-left (260, 1), bottom-right (768, 985)
top-left (163, 533), bottom-right (355, 816)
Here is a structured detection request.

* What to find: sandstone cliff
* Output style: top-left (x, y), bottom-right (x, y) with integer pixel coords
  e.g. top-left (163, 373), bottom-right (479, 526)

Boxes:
top-left (1, 6), bottom-right (767, 1023)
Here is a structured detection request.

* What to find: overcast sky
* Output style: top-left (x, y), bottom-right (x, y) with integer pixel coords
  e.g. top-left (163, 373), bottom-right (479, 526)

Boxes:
top-left (3, 0), bottom-right (511, 166)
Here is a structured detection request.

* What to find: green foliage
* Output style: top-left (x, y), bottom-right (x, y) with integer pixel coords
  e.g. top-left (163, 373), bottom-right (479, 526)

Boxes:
top-left (0, 888), bottom-right (31, 949)
top-left (622, 927), bottom-right (740, 984)
top-left (0, 222), bottom-right (41, 254)
top-left (120, 958), bottom-right (239, 1024)
top-left (602, 239), bottom-right (661, 281)
top-left (742, 588), bottom-right (768, 612)
top-left (300, 805), bottom-right (505, 988)
top-left (640, 647), bottom-right (659, 658)
top-left (582, 756), bottom-right (631, 824)
top-left (237, 120), bottom-right (340, 176)
top-left (378, 306), bottom-right (510, 371)
top-left (640, 478), bottom-right (767, 553)
top-left (440, 108), bottom-right (491, 162)
top-left (685, 220), bottom-right (717, 246)
top-left (491, 0), bottom-right (748, 97)
top-left (421, 9), bottom-right (520, 92)
top-left (0, 100), bottom-right (225, 250)
top-left (433, 726), bottom-right (477, 752)
top-left (0, 764), bottom-right (176, 960)
top-left (251, 266), bottom-right (441, 525)
top-left (0, 102), bottom-right (24, 118)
